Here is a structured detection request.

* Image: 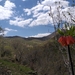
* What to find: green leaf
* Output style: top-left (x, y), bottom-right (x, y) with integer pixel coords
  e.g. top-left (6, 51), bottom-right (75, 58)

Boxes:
top-left (57, 29), bottom-right (64, 35)
top-left (69, 26), bottom-right (75, 35)
top-left (65, 25), bottom-right (75, 36)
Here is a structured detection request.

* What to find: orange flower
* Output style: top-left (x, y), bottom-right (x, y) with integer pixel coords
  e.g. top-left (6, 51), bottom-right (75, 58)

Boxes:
top-left (58, 36), bottom-right (67, 46)
top-left (58, 36), bottom-right (75, 46)
top-left (66, 36), bottom-right (75, 45)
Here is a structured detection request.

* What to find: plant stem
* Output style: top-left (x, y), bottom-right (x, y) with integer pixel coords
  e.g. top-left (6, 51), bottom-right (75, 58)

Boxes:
top-left (67, 45), bottom-right (74, 75)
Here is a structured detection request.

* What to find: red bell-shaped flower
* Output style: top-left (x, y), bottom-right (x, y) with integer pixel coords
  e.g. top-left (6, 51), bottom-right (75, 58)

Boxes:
top-left (66, 36), bottom-right (75, 45)
top-left (58, 36), bottom-right (67, 46)
top-left (58, 36), bottom-right (75, 46)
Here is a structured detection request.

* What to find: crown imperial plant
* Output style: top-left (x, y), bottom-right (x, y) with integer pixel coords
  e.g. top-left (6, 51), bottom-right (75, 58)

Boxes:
top-left (58, 25), bottom-right (75, 75)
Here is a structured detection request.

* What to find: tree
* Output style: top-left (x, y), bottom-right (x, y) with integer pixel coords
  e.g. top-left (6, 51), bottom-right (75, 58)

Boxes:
top-left (41, 0), bottom-right (75, 75)
top-left (48, 1), bottom-right (75, 75)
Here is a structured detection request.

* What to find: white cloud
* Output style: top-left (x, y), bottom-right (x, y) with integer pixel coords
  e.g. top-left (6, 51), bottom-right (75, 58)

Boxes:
top-left (5, 28), bottom-right (17, 31)
top-left (42, 6), bottom-right (50, 11)
top-left (10, 0), bottom-right (75, 28)
top-left (30, 33), bottom-right (51, 38)
top-left (4, 28), bottom-right (17, 35)
top-left (9, 17), bottom-right (32, 27)
top-left (41, 0), bottom-right (75, 25)
top-left (31, 4), bottom-right (44, 15)
top-left (23, 3), bottom-right (51, 27)
top-left (32, 12), bottom-right (43, 18)
top-left (0, 0), bottom-right (16, 20)
top-left (29, 13), bottom-right (51, 27)
top-left (42, 0), bottom-right (69, 7)
top-left (23, 4), bottom-right (44, 16)
top-left (23, 8), bottom-right (31, 16)
top-left (61, 6), bottom-right (75, 24)
top-left (4, 0), bottom-right (16, 10)
top-left (23, 0), bottom-right (72, 27)
top-left (0, 0), bottom-right (2, 2)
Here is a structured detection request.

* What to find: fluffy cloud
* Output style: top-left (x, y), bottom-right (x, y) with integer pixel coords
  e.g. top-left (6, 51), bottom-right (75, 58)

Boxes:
top-left (42, 0), bottom-right (69, 7)
top-left (0, 0), bottom-right (16, 20)
top-left (23, 3), bottom-right (51, 27)
top-left (31, 4), bottom-right (44, 15)
top-left (23, 8), bottom-right (31, 16)
top-left (10, 0), bottom-right (75, 27)
top-left (24, 3), bottom-right (44, 16)
top-left (4, 28), bottom-right (17, 35)
top-left (41, 0), bottom-right (75, 25)
top-left (29, 13), bottom-right (51, 27)
top-left (5, 28), bottom-right (17, 31)
top-left (30, 33), bottom-right (51, 38)
top-left (4, 0), bottom-right (15, 10)
top-left (9, 17), bottom-right (32, 27)
top-left (23, 0), bottom-right (73, 27)
top-left (61, 6), bottom-right (75, 24)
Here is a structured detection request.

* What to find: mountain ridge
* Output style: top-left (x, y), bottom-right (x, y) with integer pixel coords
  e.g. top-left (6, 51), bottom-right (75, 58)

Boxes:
top-left (5, 31), bottom-right (57, 41)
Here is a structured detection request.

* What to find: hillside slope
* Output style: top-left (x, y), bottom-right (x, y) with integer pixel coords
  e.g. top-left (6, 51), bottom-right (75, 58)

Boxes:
top-left (0, 32), bottom-right (75, 75)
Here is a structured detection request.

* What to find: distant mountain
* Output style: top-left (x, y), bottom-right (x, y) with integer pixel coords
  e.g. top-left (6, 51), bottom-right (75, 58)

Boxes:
top-left (5, 31), bottom-right (58, 41)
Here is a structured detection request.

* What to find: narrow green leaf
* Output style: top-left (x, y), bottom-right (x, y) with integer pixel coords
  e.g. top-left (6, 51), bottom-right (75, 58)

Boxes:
top-left (57, 29), bottom-right (64, 35)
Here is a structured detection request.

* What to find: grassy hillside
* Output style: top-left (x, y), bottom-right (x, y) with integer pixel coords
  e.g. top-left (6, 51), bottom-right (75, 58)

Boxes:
top-left (0, 59), bottom-right (33, 75)
top-left (0, 36), bottom-right (75, 75)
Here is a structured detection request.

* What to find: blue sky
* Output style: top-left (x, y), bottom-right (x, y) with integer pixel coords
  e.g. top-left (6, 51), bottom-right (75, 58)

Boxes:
top-left (0, 0), bottom-right (74, 37)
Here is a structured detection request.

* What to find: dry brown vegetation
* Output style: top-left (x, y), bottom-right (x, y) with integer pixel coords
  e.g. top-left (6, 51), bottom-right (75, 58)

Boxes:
top-left (0, 36), bottom-right (75, 75)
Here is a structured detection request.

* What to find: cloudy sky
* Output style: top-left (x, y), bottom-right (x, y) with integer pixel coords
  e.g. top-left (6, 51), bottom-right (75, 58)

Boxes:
top-left (0, 0), bottom-right (74, 37)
